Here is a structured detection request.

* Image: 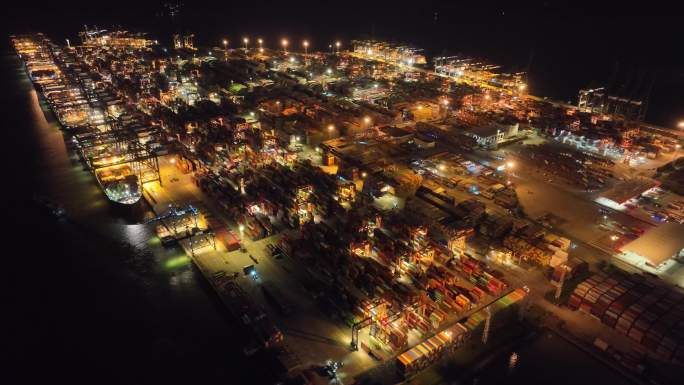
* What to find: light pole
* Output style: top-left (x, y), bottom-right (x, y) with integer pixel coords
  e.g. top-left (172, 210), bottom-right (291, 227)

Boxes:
top-left (303, 40), bottom-right (309, 55)
top-left (518, 84), bottom-right (527, 95)
top-left (673, 144), bottom-right (681, 160)
top-left (257, 38), bottom-right (263, 50)
top-left (327, 124), bottom-right (335, 138)
top-left (222, 39), bottom-right (228, 60)
top-left (336, 41), bottom-right (341, 54)
top-left (239, 224), bottom-right (245, 252)
top-left (281, 38), bottom-right (288, 54)
top-left (505, 161), bottom-right (515, 180)
top-left (243, 37), bottom-right (249, 51)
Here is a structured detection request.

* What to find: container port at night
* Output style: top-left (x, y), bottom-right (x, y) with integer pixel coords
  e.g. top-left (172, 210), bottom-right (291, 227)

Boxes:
top-left (6, 6), bottom-right (684, 384)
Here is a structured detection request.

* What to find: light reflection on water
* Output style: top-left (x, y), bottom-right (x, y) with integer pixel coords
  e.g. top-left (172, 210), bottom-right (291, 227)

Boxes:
top-left (123, 223), bottom-right (151, 250)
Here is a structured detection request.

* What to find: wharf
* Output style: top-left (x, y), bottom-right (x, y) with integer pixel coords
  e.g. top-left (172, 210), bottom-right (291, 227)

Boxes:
top-left (140, 155), bottom-right (378, 377)
top-left (139, 155), bottom-right (519, 381)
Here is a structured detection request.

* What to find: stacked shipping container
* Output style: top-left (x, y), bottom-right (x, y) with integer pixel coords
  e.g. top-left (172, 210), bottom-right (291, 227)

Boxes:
top-left (396, 288), bottom-right (527, 376)
top-left (569, 272), bottom-right (684, 364)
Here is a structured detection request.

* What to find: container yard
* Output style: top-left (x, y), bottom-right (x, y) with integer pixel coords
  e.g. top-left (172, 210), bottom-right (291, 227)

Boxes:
top-left (12, 20), bottom-right (684, 385)
top-left (569, 272), bottom-right (684, 364)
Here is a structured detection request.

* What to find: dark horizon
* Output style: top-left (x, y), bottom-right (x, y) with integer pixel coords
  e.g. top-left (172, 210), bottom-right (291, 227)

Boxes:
top-left (4, 1), bottom-right (682, 126)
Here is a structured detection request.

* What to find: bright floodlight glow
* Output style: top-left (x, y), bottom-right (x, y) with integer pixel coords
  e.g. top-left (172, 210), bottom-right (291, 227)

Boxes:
top-left (239, 224), bottom-right (245, 232)
top-left (282, 39), bottom-right (288, 47)
top-left (222, 39), bottom-right (227, 45)
top-left (364, 116), bottom-right (371, 124)
top-left (506, 161), bottom-right (515, 168)
top-left (336, 41), bottom-right (341, 47)
top-left (518, 84), bottom-right (527, 90)
top-left (243, 37), bottom-right (249, 43)
top-left (303, 40), bottom-right (308, 47)
top-left (258, 38), bottom-right (263, 44)
top-left (326, 68), bottom-right (332, 74)
top-left (678, 121), bottom-right (684, 128)
top-left (327, 124), bottom-right (335, 131)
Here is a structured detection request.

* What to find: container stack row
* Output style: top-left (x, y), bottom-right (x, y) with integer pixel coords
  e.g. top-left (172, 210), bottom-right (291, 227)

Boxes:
top-left (569, 272), bottom-right (684, 364)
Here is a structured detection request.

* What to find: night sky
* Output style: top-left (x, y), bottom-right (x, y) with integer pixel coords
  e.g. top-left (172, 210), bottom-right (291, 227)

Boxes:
top-left (4, 1), bottom-right (681, 126)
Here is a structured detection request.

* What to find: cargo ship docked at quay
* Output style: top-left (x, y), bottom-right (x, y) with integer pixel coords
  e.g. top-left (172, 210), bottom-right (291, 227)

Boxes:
top-left (12, 33), bottom-right (162, 209)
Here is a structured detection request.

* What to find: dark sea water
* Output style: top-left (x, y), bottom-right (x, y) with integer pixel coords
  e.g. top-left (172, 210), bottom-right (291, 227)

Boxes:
top-left (470, 331), bottom-right (633, 385)
top-left (2, 53), bottom-right (276, 384)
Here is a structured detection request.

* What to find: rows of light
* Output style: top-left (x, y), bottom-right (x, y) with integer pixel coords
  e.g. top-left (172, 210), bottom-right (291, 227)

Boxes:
top-left (221, 37), bottom-right (342, 53)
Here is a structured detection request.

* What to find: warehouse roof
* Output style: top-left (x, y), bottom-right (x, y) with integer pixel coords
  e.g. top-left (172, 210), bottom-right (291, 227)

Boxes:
top-left (600, 178), bottom-right (658, 205)
top-left (620, 223), bottom-right (684, 266)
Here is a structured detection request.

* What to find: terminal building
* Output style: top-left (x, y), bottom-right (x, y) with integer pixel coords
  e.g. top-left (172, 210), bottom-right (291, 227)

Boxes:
top-left (620, 223), bottom-right (684, 268)
top-left (463, 122), bottom-right (518, 149)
